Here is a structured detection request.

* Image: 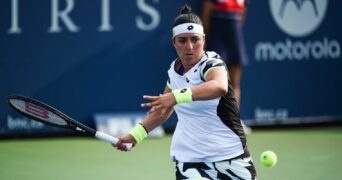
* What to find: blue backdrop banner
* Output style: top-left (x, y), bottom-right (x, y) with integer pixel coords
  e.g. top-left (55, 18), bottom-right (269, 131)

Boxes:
top-left (1, 0), bottom-right (341, 135)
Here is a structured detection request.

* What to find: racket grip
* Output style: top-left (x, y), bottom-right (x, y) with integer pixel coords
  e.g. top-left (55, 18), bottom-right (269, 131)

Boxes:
top-left (95, 131), bottom-right (132, 150)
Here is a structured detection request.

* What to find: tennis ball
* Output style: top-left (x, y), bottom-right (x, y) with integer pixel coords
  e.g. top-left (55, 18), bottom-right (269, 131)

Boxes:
top-left (260, 150), bottom-right (277, 167)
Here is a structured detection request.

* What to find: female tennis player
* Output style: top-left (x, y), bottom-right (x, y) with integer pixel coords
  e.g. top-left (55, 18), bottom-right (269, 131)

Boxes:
top-left (115, 4), bottom-right (257, 179)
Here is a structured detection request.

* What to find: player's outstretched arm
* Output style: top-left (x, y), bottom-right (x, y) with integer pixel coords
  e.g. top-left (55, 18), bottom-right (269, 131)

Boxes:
top-left (114, 87), bottom-right (174, 152)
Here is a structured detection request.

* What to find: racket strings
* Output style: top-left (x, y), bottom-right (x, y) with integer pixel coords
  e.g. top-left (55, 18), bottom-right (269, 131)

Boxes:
top-left (10, 99), bottom-right (68, 126)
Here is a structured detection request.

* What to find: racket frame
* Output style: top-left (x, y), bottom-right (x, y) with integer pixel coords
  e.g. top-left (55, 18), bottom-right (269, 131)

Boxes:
top-left (8, 95), bottom-right (96, 135)
top-left (7, 94), bottom-right (132, 149)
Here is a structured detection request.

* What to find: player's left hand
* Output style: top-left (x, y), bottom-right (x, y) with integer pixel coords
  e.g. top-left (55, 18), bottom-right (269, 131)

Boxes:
top-left (141, 93), bottom-right (175, 117)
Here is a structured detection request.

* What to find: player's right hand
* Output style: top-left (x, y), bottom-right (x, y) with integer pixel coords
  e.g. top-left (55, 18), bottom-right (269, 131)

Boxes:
top-left (113, 134), bottom-right (136, 152)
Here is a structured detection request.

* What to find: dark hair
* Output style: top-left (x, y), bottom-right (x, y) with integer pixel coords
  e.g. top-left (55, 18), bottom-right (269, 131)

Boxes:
top-left (172, 4), bottom-right (203, 28)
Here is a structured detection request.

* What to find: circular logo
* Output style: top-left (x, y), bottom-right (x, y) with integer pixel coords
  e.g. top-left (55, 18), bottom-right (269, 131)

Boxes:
top-left (269, 0), bottom-right (328, 37)
top-left (187, 25), bottom-right (194, 31)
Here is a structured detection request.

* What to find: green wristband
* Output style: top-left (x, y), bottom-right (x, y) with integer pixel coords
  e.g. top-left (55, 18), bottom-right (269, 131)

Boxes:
top-left (129, 123), bottom-right (148, 144)
top-left (172, 87), bottom-right (193, 104)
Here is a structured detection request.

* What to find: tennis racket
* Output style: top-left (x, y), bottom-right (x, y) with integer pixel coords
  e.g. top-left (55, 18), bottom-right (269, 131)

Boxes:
top-left (8, 94), bottom-right (132, 150)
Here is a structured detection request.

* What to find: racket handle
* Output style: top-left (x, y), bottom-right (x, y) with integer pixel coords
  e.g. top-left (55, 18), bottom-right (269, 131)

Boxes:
top-left (95, 131), bottom-right (132, 150)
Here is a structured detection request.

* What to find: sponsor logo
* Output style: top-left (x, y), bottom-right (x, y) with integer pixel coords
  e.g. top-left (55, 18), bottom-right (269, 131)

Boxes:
top-left (270, 0), bottom-right (328, 37)
top-left (180, 88), bottom-right (187, 93)
top-left (255, 0), bottom-right (340, 62)
top-left (6, 0), bottom-right (160, 34)
top-left (7, 115), bottom-right (44, 130)
top-left (255, 107), bottom-right (288, 122)
top-left (255, 37), bottom-right (340, 61)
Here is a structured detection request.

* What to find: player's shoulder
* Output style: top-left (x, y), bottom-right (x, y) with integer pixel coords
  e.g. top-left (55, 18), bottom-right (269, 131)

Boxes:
top-left (202, 51), bottom-right (226, 68)
top-left (205, 51), bottom-right (223, 61)
top-left (198, 51), bottom-right (227, 81)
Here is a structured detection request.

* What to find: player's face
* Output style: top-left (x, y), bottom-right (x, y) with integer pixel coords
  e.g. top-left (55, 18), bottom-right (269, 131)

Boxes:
top-left (173, 33), bottom-right (205, 68)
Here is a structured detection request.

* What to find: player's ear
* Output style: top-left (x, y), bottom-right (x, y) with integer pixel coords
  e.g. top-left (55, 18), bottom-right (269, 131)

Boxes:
top-left (172, 37), bottom-right (177, 48)
top-left (203, 36), bottom-right (207, 50)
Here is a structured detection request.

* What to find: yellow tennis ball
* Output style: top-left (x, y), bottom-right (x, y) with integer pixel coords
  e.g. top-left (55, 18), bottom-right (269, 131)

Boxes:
top-left (260, 150), bottom-right (277, 167)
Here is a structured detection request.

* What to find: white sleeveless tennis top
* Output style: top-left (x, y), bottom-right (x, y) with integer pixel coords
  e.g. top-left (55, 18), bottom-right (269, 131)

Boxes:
top-left (167, 51), bottom-right (246, 162)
